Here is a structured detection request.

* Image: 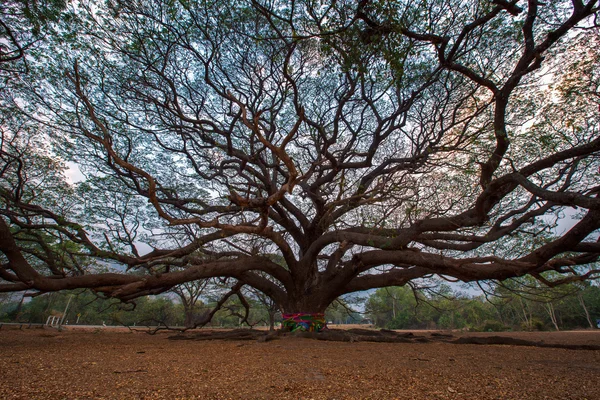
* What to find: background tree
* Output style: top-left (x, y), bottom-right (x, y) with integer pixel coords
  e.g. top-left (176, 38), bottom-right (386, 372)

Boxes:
top-left (1, 0), bottom-right (600, 331)
top-left (365, 281), bottom-right (600, 331)
top-left (171, 279), bottom-right (208, 328)
top-left (485, 278), bottom-right (600, 330)
top-left (244, 286), bottom-right (281, 331)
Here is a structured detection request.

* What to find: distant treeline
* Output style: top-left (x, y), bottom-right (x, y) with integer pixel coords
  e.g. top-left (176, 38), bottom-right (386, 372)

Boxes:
top-left (0, 290), bottom-right (273, 328)
top-left (366, 281), bottom-right (600, 331)
top-left (0, 289), bottom-right (360, 328)
top-left (1, 280), bottom-right (598, 331)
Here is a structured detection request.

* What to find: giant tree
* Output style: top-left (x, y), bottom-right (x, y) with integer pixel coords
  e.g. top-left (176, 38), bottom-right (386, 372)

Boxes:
top-left (1, 0), bottom-right (599, 331)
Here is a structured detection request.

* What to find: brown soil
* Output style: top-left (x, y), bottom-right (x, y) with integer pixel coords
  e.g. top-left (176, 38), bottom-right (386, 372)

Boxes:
top-left (1, 326), bottom-right (599, 399)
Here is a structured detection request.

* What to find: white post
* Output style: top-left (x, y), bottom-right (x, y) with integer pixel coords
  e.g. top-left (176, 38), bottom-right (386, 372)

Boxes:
top-left (59, 295), bottom-right (73, 327)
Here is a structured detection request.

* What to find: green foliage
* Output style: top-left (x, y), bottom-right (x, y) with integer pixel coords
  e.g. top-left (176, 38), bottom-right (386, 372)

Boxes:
top-left (521, 318), bottom-right (545, 332)
top-left (0, 0), bottom-right (69, 79)
top-left (7, 290), bottom-right (184, 327)
top-left (325, 298), bottom-right (362, 324)
top-left (366, 282), bottom-right (600, 331)
top-left (478, 320), bottom-right (510, 332)
top-left (366, 286), bottom-right (422, 329)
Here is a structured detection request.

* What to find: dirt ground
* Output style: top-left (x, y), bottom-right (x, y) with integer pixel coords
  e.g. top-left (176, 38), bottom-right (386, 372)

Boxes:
top-left (1, 326), bottom-right (599, 399)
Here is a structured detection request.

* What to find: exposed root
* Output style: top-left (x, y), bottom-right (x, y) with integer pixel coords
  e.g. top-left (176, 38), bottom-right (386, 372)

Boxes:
top-left (453, 336), bottom-right (600, 351)
top-left (169, 328), bottom-right (267, 341)
top-left (168, 328), bottom-right (429, 343)
top-left (168, 329), bottom-right (600, 350)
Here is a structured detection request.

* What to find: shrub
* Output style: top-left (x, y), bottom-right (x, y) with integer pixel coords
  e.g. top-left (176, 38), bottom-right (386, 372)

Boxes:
top-left (521, 318), bottom-right (546, 331)
top-left (479, 320), bottom-right (510, 332)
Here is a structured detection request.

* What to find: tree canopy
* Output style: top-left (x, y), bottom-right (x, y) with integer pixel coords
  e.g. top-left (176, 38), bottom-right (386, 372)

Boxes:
top-left (1, 0), bottom-right (599, 319)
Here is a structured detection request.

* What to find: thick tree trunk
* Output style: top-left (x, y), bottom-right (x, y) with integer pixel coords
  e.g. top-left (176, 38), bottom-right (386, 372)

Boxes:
top-left (184, 310), bottom-right (194, 328)
top-left (280, 293), bottom-right (330, 332)
top-left (281, 312), bottom-right (327, 332)
top-left (282, 294), bottom-right (329, 314)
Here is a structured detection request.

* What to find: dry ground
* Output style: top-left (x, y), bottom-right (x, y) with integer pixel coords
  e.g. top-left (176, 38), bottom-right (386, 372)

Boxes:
top-left (1, 327), bottom-right (599, 399)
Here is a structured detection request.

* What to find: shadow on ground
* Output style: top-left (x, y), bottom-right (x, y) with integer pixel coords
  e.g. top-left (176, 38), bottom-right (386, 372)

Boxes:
top-left (168, 328), bottom-right (600, 350)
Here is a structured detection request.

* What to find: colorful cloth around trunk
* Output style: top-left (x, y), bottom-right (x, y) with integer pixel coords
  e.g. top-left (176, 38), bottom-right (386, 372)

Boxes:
top-left (282, 313), bottom-right (327, 332)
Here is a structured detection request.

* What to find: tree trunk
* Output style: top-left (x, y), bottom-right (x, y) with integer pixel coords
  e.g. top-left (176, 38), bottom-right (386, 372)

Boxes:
top-left (280, 295), bottom-right (329, 332)
top-left (518, 297), bottom-right (531, 329)
top-left (268, 311), bottom-right (275, 332)
top-left (14, 292), bottom-right (26, 322)
top-left (184, 310), bottom-right (194, 328)
top-left (578, 293), bottom-right (594, 329)
top-left (544, 302), bottom-right (559, 331)
top-left (281, 311), bottom-right (327, 332)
